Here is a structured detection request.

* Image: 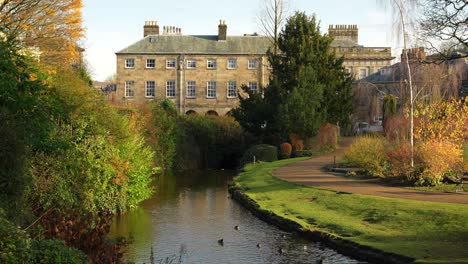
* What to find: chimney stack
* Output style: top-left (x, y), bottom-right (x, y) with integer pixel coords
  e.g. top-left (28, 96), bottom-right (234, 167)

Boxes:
top-left (144, 21), bottom-right (159, 37)
top-left (328, 24), bottom-right (358, 43)
top-left (218, 20), bottom-right (227, 41)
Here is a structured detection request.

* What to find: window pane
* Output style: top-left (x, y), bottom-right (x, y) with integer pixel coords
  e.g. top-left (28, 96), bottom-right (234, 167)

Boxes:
top-left (125, 59), bottom-right (135, 68)
top-left (146, 81), bottom-right (155, 97)
top-left (359, 69), bottom-right (367, 79)
top-left (227, 81), bottom-right (237, 98)
top-left (187, 60), bottom-right (196, 69)
top-left (166, 59), bottom-right (176, 69)
top-left (248, 82), bottom-right (258, 93)
top-left (146, 59), bottom-right (155, 68)
top-left (248, 59), bottom-right (257, 69)
top-left (207, 81), bottom-right (216, 98)
top-left (125, 81), bottom-right (135, 97)
top-left (186, 81), bottom-right (196, 98)
top-left (166, 80), bottom-right (176, 97)
top-left (227, 59), bottom-right (237, 69)
top-left (207, 59), bottom-right (216, 69)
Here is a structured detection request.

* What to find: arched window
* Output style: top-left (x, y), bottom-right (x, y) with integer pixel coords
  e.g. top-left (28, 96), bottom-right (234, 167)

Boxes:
top-left (206, 110), bottom-right (218, 116)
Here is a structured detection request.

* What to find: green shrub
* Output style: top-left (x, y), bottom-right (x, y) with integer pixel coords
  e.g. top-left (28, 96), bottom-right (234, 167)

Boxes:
top-left (31, 239), bottom-right (86, 264)
top-left (0, 213), bottom-right (31, 263)
top-left (0, 214), bottom-right (87, 264)
top-left (345, 136), bottom-right (388, 177)
top-left (240, 144), bottom-right (278, 168)
top-left (148, 100), bottom-right (182, 171)
top-left (279, 143), bottom-right (292, 159)
top-left (183, 115), bottom-right (246, 169)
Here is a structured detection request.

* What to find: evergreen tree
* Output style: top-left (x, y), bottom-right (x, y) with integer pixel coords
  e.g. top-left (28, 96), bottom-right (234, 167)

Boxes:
top-left (382, 94), bottom-right (397, 124)
top-left (233, 12), bottom-right (353, 142)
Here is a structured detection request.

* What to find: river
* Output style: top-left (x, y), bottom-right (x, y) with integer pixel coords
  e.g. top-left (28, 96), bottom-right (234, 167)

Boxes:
top-left (110, 170), bottom-right (363, 264)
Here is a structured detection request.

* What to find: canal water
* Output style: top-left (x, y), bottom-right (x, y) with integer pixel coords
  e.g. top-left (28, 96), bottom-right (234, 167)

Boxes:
top-left (110, 170), bottom-right (363, 264)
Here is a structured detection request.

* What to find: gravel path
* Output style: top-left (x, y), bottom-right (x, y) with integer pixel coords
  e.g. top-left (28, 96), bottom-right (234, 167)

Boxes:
top-left (273, 137), bottom-right (468, 204)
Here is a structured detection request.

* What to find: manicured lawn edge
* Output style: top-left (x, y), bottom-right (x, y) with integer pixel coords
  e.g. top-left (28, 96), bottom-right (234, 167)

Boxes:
top-left (228, 186), bottom-right (413, 264)
top-left (230, 158), bottom-right (468, 264)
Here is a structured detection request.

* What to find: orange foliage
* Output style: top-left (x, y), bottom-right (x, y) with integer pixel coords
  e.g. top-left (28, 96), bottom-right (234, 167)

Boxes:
top-left (280, 143), bottom-right (292, 158)
top-left (317, 123), bottom-right (338, 150)
top-left (417, 140), bottom-right (463, 184)
top-left (384, 116), bottom-right (410, 143)
top-left (1, 0), bottom-right (84, 66)
top-left (289, 134), bottom-right (304, 151)
top-left (387, 143), bottom-right (414, 179)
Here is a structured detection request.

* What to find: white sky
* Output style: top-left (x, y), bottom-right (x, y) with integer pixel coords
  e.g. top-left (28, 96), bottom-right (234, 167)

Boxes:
top-left (83, 0), bottom-right (398, 81)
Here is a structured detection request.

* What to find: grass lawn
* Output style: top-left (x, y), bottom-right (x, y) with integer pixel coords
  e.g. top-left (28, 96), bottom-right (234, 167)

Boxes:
top-left (408, 184), bottom-right (468, 193)
top-left (234, 158), bottom-right (468, 263)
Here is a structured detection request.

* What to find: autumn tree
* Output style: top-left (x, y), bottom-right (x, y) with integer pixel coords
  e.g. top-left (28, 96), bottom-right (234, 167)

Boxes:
top-left (0, 0), bottom-right (84, 66)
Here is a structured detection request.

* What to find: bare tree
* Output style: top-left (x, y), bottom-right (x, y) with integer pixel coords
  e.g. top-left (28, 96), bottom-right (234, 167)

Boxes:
top-left (419, 0), bottom-right (467, 58)
top-left (379, 0), bottom-right (418, 167)
top-left (258, 0), bottom-right (289, 55)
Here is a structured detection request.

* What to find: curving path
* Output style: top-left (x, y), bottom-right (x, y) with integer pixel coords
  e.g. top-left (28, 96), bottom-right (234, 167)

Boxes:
top-left (273, 137), bottom-right (468, 204)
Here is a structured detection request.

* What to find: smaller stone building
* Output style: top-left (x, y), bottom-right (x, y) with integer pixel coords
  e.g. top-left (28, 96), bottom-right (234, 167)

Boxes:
top-left (329, 25), bottom-right (394, 79)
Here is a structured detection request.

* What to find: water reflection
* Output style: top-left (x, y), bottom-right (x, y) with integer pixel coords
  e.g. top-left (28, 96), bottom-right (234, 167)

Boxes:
top-left (110, 170), bottom-right (363, 264)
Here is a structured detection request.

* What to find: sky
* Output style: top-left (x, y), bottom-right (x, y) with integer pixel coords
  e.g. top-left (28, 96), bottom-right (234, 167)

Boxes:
top-left (82, 0), bottom-right (397, 81)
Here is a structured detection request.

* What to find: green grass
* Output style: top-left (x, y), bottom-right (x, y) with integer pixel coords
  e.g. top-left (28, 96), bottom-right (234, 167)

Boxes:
top-left (408, 184), bottom-right (468, 193)
top-left (234, 158), bottom-right (468, 263)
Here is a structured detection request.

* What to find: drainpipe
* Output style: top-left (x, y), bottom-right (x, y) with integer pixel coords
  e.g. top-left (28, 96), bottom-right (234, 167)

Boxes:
top-left (178, 54), bottom-right (185, 114)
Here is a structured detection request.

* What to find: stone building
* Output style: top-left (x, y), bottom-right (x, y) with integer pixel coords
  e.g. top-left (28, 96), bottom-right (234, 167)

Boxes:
top-left (115, 20), bottom-right (271, 116)
top-left (352, 47), bottom-right (467, 124)
top-left (329, 25), bottom-right (394, 79)
top-left (115, 22), bottom-right (394, 115)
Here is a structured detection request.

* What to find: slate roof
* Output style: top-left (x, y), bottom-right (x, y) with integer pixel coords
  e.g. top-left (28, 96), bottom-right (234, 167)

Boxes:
top-left (116, 34), bottom-right (387, 55)
top-left (116, 35), bottom-right (272, 55)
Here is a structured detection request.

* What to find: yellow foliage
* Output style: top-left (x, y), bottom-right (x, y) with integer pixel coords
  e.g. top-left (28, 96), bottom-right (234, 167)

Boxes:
top-left (414, 98), bottom-right (468, 147)
top-left (345, 136), bottom-right (388, 177)
top-left (417, 140), bottom-right (463, 184)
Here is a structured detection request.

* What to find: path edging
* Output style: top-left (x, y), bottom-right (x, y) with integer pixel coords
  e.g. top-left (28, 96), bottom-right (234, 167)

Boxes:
top-left (228, 184), bottom-right (414, 264)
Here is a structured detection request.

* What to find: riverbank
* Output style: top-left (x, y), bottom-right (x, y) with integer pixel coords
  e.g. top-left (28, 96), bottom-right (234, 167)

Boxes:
top-left (230, 158), bottom-right (468, 263)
